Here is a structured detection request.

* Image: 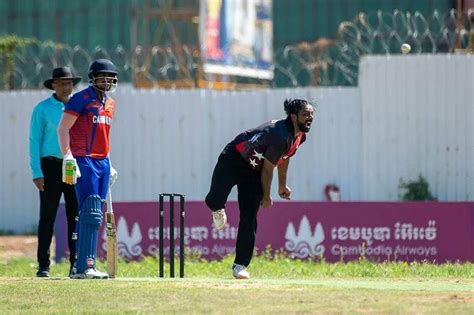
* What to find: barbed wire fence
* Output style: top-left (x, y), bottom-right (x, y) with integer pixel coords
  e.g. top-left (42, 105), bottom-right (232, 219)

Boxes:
top-left (274, 8), bottom-right (473, 87)
top-left (1, 9), bottom-right (472, 90)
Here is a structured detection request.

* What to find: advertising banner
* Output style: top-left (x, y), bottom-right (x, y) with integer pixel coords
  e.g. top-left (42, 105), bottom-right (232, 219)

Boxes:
top-left (199, 0), bottom-right (274, 79)
top-left (55, 201), bottom-right (474, 263)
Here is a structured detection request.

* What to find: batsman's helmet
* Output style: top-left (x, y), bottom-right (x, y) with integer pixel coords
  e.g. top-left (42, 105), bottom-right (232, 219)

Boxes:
top-left (88, 59), bottom-right (118, 92)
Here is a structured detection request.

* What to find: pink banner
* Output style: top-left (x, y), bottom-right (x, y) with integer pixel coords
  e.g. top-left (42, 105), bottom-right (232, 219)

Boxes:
top-left (55, 202), bottom-right (474, 263)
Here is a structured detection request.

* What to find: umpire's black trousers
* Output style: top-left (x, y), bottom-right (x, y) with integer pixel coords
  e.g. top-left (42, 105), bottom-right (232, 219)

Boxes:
top-left (37, 157), bottom-right (78, 269)
top-left (205, 145), bottom-right (263, 267)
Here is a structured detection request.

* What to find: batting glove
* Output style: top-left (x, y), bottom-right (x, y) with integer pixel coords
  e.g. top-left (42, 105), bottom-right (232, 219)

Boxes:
top-left (109, 166), bottom-right (118, 188)
top-left (62, 153), bottom-right (81, 185)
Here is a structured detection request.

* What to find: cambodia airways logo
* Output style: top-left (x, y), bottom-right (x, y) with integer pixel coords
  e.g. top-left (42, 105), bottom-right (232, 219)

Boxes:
top-left (102, 216), bottom-right (143, 258)
top-left (285, 216), bottom-right (325, 258)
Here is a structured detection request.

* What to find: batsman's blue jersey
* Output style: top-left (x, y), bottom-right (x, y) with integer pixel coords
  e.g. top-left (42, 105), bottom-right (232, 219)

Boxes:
top-left (65, 87), bottom-right (114, 203)
top-left (65, 86), bottom-right (115, 158)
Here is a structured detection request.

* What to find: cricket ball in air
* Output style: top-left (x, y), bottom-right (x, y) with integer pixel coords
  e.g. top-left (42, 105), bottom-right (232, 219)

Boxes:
top-left (401, 43), bottom-right (411, 54)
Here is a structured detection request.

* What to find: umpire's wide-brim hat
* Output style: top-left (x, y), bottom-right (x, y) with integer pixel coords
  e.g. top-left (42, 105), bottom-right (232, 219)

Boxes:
top-left (43, 67), bottom-right (81, 90)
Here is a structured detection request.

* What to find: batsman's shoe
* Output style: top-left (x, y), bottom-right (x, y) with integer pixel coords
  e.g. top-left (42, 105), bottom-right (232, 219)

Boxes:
top-left (212, 208), bottom-right (227, 230)
top-left (232, 264), bottom-right (250, 280)
top-left (70, 268), bottom-right (109, 279)
top-left (70, 271), bottom-right (84, 279)
top-left (84, 268), bottom-right (109, 279)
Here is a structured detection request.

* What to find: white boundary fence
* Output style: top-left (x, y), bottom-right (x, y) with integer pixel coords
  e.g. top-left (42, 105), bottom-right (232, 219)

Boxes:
top-left (0, 54), bottom-right (472, 232)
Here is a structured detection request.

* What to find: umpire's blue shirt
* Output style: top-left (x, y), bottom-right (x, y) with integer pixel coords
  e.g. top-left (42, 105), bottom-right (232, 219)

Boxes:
top-left (29, 94), bottom-right (66, 179)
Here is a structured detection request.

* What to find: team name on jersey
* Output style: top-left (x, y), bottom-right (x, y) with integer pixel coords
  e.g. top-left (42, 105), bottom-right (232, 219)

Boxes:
top-left (249, 132), bottom-right (262, 143)
top-left (92, 115), bottom-right (112, 125)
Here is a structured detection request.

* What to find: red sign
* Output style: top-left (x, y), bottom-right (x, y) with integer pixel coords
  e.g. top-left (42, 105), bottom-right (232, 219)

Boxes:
top-left (55, 202), bottom-right (474, 263)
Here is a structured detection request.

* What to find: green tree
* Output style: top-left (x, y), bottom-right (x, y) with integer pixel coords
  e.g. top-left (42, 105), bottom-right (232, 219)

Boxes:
top-left (399, 175), bottom-right (437, 201)
top-left (0, 35), bottom-right (31, 89)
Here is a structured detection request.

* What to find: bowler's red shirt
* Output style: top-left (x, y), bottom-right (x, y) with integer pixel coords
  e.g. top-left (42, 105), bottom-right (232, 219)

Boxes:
top-left (233, 117), bottom-right (306, 170)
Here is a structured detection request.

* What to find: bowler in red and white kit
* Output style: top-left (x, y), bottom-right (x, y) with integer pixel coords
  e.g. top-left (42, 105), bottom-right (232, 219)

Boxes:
top-left (205, 98), bottom-right (315, 279)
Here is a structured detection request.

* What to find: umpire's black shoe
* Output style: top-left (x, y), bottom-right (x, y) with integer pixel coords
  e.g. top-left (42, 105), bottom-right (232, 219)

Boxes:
top-left (69, 265), bottom-right (75, 278)
top-left (36, 268), bottom-right (49, 278)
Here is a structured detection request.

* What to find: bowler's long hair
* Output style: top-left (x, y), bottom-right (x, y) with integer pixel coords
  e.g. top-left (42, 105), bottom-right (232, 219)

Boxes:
top-left (283, 98), bottom-right (312, 116)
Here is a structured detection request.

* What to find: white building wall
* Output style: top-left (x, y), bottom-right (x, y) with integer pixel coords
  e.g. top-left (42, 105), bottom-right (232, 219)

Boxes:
top-left (1, 54), bottom-right (472, 232)
top-left (0, 89), bottom-right (50, 233)
top-left (359, 54), bottom-right (474, 200)
top-left (0, 86), bottom-right (360, 232)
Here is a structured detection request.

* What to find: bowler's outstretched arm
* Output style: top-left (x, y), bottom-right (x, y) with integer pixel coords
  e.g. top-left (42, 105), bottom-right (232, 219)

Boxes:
top-left (261, 159), bottom-right (275, 208)
top-left (277, 159), bottom-right (291, 200)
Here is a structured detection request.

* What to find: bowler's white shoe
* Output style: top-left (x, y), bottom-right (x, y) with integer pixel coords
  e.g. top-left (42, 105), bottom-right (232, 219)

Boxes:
top-left (71, 268), bottom-right (109, 279)
top-left (232, 264), bottom-right (250, 280)
top-left (212, 209), bottom-right (227, 230)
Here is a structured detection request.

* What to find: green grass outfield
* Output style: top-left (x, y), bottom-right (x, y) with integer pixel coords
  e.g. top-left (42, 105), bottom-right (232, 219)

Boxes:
top-left (1, 255), bottom-right (473, 314)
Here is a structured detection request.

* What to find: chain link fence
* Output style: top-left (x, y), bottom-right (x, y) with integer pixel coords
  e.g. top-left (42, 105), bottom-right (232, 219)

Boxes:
top-left (1, 9), bottom-right (472, 90)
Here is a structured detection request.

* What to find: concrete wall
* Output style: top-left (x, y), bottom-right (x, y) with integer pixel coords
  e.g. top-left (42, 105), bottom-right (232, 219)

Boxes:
top-left (359, 54), bottom-right (474, 200)
top-left (0, 86), bottom-right (360, 232)
top-left (1, 54), bottom-right (472, 233)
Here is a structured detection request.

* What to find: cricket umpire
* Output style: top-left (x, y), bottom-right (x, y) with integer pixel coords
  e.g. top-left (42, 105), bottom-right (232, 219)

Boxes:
top-left (29, 67), bottom-right (81, 277)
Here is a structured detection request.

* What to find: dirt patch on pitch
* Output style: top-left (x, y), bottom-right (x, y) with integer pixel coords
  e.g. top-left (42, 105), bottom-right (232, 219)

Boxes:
top-left (0, 236), bottom-right (37, 260)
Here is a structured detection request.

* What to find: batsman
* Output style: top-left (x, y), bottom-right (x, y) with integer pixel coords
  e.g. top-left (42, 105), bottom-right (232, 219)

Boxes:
top-left (58, 59), bottom-right (119, 279)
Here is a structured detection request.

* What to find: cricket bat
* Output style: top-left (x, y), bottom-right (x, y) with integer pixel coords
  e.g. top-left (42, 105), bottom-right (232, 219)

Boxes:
top-left (106, 187), bottom-right (118, 278)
